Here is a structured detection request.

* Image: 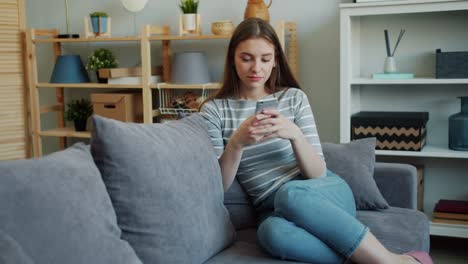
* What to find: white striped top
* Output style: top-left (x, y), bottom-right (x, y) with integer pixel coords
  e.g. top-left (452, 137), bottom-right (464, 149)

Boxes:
top-left (200, 88), bottom-right (324, 206)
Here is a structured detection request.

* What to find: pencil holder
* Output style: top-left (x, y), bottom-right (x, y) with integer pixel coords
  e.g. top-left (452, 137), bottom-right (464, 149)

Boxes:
top-left (383, 56), bottom-right (397, 73)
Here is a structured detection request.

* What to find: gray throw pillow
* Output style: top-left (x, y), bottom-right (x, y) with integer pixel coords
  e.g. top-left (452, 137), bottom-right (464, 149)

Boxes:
top-left (322, 137), bottom-right (389, 210)
top-left (91, 114), bottom-right (235, 264)
top-left (0, 230), bottom-right (33, 264)
top-left (0, 143), bottom-right (142, 264)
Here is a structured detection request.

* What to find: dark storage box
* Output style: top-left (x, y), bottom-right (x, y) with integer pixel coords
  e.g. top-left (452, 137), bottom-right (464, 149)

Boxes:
top-left (351, 111), bottom-right (429, 151)
top-left (436, 49), bottom-right (468, 79)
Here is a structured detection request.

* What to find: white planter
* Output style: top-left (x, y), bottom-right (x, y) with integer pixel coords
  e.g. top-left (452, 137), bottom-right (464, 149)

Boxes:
top-left (182, 14), bottom-right (197, 31)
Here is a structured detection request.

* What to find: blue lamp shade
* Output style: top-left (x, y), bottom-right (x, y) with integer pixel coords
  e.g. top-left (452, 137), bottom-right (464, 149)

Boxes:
top-left (50, 55), bottom-right (90, 83)
top-left (171, 51), bottom-right (211, 84)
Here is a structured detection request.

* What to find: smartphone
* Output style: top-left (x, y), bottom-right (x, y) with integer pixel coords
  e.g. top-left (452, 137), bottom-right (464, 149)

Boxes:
top-left (255, 99), bottom-right (279, 114)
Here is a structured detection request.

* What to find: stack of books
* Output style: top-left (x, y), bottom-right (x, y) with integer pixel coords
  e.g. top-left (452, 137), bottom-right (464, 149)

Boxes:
top-left (372, 72), bottom-right (414, 80)
top-left (433, 199), bottom-right (468, 225)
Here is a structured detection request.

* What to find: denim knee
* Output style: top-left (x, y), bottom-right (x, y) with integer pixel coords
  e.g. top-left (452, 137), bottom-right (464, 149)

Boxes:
top-left (274, 181), bottom-right (320, 216)
top-left (257, 217), bottom-right (289, 259)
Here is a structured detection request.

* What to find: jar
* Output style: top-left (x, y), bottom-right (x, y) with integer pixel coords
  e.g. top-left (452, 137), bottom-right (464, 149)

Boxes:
top-left (449, 96), bottom-right (468, 151)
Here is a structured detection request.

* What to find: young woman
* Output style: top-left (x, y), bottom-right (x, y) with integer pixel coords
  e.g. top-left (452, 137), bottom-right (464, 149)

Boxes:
top-left (200, 18), bottom-right (432, 264)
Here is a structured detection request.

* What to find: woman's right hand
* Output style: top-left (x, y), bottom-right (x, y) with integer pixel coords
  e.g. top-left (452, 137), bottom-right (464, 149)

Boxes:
top-left (229, 113), bottom-right (272, 148)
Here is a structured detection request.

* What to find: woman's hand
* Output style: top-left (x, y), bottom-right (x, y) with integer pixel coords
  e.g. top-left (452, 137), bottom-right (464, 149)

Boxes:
top-left (250, 109), bottom-right (302, 142)
top-left (229, 113), bottom-right (274, 148)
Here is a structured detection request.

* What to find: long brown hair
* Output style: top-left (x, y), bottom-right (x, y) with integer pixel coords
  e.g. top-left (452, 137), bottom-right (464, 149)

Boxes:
top-left (204, 18), bottom-right (300, 104)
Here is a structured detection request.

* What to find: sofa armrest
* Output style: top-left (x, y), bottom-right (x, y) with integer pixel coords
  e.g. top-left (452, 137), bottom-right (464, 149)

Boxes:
top-left (373, 162), bottom-right (417, 209)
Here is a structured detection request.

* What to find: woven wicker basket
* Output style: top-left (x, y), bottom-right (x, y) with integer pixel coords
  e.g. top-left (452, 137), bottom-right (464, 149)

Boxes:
top-left (211, 20), bottom-right (234, 35)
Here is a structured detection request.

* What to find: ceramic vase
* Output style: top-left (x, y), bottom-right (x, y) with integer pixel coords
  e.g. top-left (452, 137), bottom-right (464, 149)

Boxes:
top-left (449, 96), bottom-right (468, 151)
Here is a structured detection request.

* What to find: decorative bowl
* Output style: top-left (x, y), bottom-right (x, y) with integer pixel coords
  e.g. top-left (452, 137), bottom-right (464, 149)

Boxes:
top-left (211, 20), bottom-right (234, 35)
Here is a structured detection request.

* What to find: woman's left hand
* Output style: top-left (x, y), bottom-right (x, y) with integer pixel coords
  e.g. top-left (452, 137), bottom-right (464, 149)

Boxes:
top-left (250, 109), bottom-right (302, 141)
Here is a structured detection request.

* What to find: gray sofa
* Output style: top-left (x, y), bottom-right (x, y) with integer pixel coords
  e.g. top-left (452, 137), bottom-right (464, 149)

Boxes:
top-left (0, 114), bottom-right (429, 264)
top-left (209, 162), bottom-right (430, 263)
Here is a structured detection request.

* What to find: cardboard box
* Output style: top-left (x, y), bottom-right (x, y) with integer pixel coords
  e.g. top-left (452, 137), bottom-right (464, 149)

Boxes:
top-left (91, 93), bottom-right (143, 123)
top-left (98, 66), bottom-right (163, 79)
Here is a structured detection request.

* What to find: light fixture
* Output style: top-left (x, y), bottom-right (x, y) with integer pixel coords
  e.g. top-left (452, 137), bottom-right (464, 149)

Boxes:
top-left (50, 55), bottom-right (90, 83)
top-left (120, 0), bottom-right (148, 12)
top-left (171, 52), bottom-right (211, 84)
top-left (58, 0), bottom-right (79, 38)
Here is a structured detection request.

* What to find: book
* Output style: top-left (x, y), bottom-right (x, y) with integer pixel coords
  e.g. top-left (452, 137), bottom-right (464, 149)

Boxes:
top-left (354, 0), bottom-right (401, 3)
top-left (433, 212), bottom-right (468, 221)
top-left (372, 72), bottom-right (414, 80)
top-left (434, 199), bottom-right (468, 214)
top-left (99, 66), bottom-right (162, 78)
top-left (107, 75), bottom-right (161, 84)
top-left (432, 218), bottom-right (468, 226)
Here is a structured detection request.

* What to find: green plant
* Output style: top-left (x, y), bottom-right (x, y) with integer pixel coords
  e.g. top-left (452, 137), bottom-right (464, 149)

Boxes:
top-left (65, 98), bottom-right (93, 121)
top-left (178, 0), bottom-right (199, 14)
top-left (86, 48), bottom-right (118, 71)
top-left (89, 11), bottom-right (108, 17)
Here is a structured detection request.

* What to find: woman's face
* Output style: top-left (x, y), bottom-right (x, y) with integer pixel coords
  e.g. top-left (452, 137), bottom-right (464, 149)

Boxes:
top-left (234, 37), bottom-right (276, 93)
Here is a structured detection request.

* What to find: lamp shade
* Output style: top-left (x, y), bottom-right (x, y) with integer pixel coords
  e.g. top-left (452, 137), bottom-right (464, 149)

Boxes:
top-left (171, 51), bottom-right (211, 84)
top-left (121, 0), bottom-right (148, 12)
top-left (50, 55), bottom-right (90, 83)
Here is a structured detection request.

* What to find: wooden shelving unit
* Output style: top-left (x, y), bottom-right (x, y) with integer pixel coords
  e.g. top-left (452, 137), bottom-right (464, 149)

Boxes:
top-left (26, 21), bottom-right (297, 157)
top-left (340, 0), bottom-right (468, 238)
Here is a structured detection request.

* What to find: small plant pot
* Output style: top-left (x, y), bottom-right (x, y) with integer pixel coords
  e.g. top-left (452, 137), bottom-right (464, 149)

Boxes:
top-left (91, 16), bottom-right (108, 35)
top-left (182, 14), bottom-right (197, 31)
top-left (74, 119), bottom-right (88, 132)
top-left (96, 71), bottom-right (107, 83)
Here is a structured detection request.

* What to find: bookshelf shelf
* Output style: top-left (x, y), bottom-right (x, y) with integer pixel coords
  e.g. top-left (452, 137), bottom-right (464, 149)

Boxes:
top-left (37, 83), bottom-right (143, 89)
top-left (341, 0), bottom-right (468, 238)
top-left (39, 127), bottom-right (91, 139)
top-left (152, 83), bottom-right (221, 89)
top-left (351, 78), bottom-right (468, 85)
top-left (375, 144), bottom-right (468, 159)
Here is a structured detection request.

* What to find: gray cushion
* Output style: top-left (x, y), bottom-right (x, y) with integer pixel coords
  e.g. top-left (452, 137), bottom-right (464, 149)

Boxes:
top-left (91, 114), bottom-right (235, 264)
top-left (0, 143), bottom-right (142, 264)
top-left (204, 229), bottom-right (308, 264)
top-left (0, 230), bottom-right (33, 264)
top-left (322, 138), bottom-right (389, 210)
top-left (224, 178), bottom-right (257, 230)
top-left (357, 207), bottom-right (430, 253)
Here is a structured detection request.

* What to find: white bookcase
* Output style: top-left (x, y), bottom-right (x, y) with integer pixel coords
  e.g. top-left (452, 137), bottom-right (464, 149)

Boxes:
top-left (340, 0), bottom-right (468, 238)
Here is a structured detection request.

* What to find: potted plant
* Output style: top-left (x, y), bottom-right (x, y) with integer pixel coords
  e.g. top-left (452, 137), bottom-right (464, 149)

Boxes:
top-left (86, 48), bottom-right (118, 83)
top-left (89, 11), bottom-right (109, 36)
top-left (65, 98), bottom-right (93, 132)
top-left (178, 0), bottom-right (199, 32)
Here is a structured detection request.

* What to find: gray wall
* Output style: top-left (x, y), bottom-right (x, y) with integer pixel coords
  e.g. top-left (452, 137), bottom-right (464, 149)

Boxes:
top-left (26, 0), bottom-right (350, 154)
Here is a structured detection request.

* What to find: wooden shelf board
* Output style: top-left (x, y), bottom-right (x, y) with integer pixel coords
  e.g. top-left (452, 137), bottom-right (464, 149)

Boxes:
top-left (39, 127), bottom-right (91, 138)
top-left (375, 144), bottom-right (468, 159)
top-left (149, 34), bottom-right (231, 41)
top-left (352, 78), bottom-right (468, 85)
top-left (37, 83), bottom-right (142, 89)
top-left (152, 83), bottom-right (221, 89)
top-left (34, 36), bottom-right (141, 43)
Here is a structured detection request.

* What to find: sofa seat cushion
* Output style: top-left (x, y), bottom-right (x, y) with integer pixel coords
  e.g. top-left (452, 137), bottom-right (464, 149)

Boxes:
top-left (91, 114), bottom-right (235, 264)
top-left (0, 230), bottom-right (33, 264)
top-left (0, 143), bottom-right (142, 264)
top-left (357, 207), bottom-right (430, 253)
top-left (204, 229), bottom-right (308, 264)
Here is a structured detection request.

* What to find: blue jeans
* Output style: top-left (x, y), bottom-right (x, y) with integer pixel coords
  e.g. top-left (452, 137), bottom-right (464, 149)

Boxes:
top-left (256, 170), bottom-right (369, 264)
